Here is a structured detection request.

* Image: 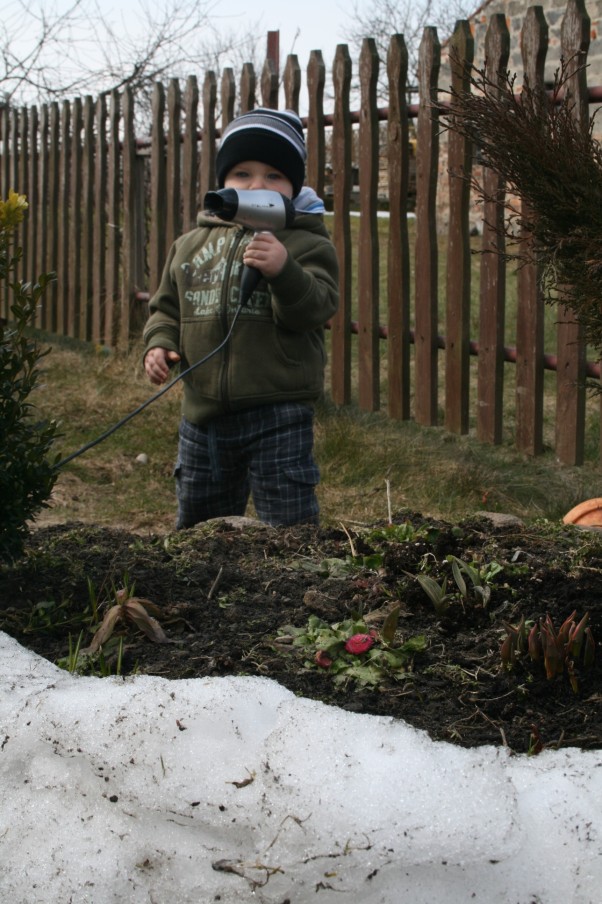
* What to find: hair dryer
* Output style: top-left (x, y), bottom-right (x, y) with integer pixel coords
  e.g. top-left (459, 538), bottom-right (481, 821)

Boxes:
top-left (203, 188), bottom-right (296, 305)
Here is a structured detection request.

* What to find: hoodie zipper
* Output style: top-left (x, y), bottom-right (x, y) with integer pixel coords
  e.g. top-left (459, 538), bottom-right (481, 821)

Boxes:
top-left (219, 228), bottom-right (247, 410)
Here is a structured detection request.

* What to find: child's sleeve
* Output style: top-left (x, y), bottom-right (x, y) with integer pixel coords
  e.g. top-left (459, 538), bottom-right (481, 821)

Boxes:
top-left (268, 236), bottom-right (339, 332)
top-left (142, 243), bottom-right (182, 354)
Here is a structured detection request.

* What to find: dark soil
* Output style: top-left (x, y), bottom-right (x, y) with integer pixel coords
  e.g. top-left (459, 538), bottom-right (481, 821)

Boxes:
top-left (1, 512), bottom-right (601, 754)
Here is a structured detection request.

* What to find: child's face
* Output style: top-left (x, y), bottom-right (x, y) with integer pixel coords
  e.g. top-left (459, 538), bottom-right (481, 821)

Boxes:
top-left (224, 160), bottom-right (294, 198)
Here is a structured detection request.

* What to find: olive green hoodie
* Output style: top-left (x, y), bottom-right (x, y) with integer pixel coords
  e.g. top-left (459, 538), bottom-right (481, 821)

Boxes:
top-left (143, 204), bottom-right (339, 426)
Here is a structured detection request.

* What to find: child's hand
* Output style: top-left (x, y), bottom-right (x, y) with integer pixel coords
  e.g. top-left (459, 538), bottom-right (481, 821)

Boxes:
top-left (243, 231), bottom-right (288, 279)
top-left (144, 347), bottom-right (181, 385)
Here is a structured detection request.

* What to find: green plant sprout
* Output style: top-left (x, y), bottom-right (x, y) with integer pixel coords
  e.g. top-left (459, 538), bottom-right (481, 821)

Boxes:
top-left (364, 521), bottom-right (422, 544)
top-left (415, 573), bottom-right (456, 616)
top-left (291, 553), bottom-right (385, 578)
top-left (25, 594), bottom-right (96, 635)
top-left (446, 556), bottom-right (503, 608)
top-left (59, 630), bottom-right (84, 674)
top-left (501, 610), bottom-right (595, 693)
top-left (24, 576), bottom-right (112, 636)
top-left (57, 632), bottom-right (126, 677)
top-left (277, 608), bottom-right (426, 688)
top-left (86, 576), bottom-right (100, 625)
top-left (499, 614), bottom-right (529, 666)
top-left (414, 555), bottom-right (502, 614)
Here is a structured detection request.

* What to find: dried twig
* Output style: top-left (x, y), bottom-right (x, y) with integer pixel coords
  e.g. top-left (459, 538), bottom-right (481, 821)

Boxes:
top-left (207, 565), bottom-right (224, 600)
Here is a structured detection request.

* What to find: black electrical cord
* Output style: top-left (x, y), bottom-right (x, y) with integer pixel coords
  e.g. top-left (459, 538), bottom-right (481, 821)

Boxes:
top-left (53, 287), bottom-right (253, 471)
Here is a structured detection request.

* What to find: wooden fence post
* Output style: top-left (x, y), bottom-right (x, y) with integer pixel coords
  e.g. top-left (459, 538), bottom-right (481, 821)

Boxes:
top-left (306, 51), bottom-right (325, 200)
top-left (284, 54), bottom-right (302, 113)
top-left (0, 105), bottom-right (8, 199)
top-left (414, 27), bottom-right (441, 426)
top-left (18, 107), bottom-right (29, 285)
top-left (199, 71), bottom-right (217, 201)
top-left (221, 69), bottom-right (235, 131)
top-left (28, 106), bottom-right (39, 326)
top-left (183, 76), bottom-right (199, 233)
top-left (166, 78), bottom-right (182, 250)
top-left (358, 37), bottom-right (380, 412)
top-left (240, 64), bottom-right (256, 114)
top-left (37, 104), bottom-right (49, 330)
top-left (105, 91), bottom-right (120, 346)
top-left (92, 94), bottom-right (107, 345)
top-left (81, 96), bottom-right (94, 341)
top-left (57, 100), bottom-right (70, 336)
top-left (28, 107), bottom-right (39, 304)
top-left (477, 14), bottom-right (510, 446)
top-left (330, 44), bottom-right (353, 405)
top-left (9, 108), bottom-right (17, 293)
top-left (386, 33), bottom-right (411, 421)
top-left (47, 102), bottom-right (59, 334)
top-left (0, 107), bottom-right (6, 187)
top-left (120, 87), bottom-right (145, 347)
top-left (556, 0), bottom-right (590, 465)
top-left (149, 83), bottom-right (166, 296)
top-left (0, 105), bottom-right (9, 318)
top-left (516, 6), bottom-right (548, 456)
top-left (261, 57), bottom-right (279, 108)
top-left (445, 21), bottom-right (474, 435)
top-left (68, 97), bottom-right (83, 339)
top-left (9, 108), bottom-right (18, 203)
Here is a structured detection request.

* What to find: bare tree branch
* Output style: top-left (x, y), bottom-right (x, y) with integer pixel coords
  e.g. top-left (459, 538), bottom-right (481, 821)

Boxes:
top-left (343, 0), bottom-right (474, 99)
top-left (0, 0), bottom-right (263, 110)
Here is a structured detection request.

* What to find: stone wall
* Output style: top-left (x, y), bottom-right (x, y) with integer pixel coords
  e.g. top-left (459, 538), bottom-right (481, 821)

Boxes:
top-left (467, 0), bottom-right (602, 82)
top-left (435, 0), bottom-right (602, 232)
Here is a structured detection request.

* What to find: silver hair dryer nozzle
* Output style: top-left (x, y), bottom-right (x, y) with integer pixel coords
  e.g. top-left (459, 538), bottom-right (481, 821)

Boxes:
top-left (203, 188), bottom-right (296, 231)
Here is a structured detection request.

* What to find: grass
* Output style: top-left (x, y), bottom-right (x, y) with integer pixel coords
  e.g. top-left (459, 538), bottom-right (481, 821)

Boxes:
top-left (28, 327), bottom-right (602, 534)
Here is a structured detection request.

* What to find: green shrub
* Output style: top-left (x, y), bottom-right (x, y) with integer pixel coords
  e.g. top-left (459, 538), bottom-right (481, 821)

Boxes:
top-left (0, 191), bottom-right (59, 562)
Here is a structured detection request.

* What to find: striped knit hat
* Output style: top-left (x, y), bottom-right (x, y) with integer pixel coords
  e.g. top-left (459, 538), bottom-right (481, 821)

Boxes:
top-left (216, 108), bottom-right (306, 198)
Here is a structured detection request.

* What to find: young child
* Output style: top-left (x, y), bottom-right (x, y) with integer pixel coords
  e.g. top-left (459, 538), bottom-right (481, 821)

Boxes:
top-left (143, 108), bottom-right (339, 528)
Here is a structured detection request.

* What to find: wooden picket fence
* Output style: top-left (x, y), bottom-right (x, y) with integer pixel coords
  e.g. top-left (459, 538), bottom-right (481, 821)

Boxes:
top-left (1, 0), bottom-right (601, 466)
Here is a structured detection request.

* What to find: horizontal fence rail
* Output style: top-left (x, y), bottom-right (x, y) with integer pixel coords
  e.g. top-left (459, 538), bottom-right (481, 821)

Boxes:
top-left (1, 0), bottom-right (600, 467)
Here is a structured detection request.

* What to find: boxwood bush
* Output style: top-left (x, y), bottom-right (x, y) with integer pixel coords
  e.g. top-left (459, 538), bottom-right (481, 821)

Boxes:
top-left (0, 192), bottom-right (59, 562)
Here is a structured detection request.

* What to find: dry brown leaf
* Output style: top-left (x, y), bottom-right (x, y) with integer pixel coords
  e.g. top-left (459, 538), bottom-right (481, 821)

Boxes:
top-left (81, 606), bottom-right (123, 655)
top-left (227, 769), bottom-right (256, 789)
top-left (127, 596), bottom-right (164, 618)
top-left (124, 599), bottom-right (169, 644)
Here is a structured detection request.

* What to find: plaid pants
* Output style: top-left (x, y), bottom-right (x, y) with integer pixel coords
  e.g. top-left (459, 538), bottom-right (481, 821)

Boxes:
top-left (174, 403), bottom-right (320, 528)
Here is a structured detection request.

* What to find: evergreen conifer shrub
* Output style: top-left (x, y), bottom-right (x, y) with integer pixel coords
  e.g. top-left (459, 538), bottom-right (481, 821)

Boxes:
top-left (0, 191), bottom-right (59, 562)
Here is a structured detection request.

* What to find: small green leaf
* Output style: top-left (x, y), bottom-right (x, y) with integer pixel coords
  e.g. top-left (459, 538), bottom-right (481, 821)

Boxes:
top-left (399, 635), bottom-right (427, 654)
top-left (381, 606), bottom-right (400, 645)
top-left (416, 574), bottom-right (444, 602)
top-left (450, 557), bottom-right (467, 596)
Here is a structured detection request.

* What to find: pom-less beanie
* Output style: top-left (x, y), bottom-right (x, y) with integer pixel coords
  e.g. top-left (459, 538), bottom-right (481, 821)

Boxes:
top-left (216, 108), bottom-right (307, 198)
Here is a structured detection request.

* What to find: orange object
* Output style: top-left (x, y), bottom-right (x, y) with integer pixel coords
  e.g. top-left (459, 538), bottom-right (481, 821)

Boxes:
top-left (563, 498), bottom-right (602, 526)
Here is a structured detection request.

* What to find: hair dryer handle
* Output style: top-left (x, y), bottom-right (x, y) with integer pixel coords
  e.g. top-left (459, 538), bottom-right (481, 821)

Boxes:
top-left (239, 263), bottom-right (262, 306)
